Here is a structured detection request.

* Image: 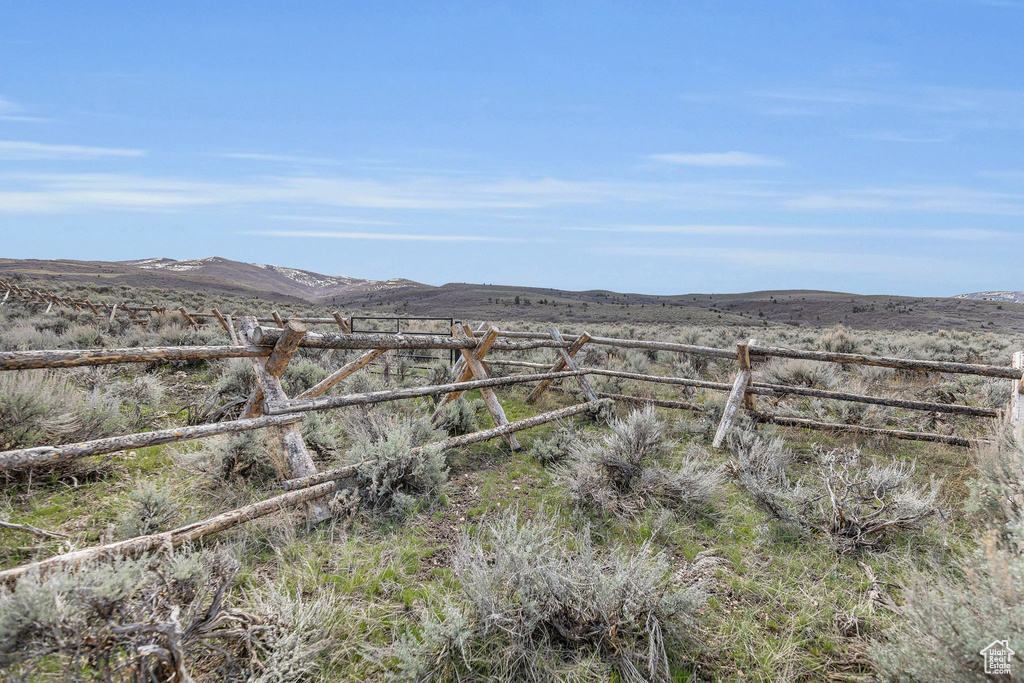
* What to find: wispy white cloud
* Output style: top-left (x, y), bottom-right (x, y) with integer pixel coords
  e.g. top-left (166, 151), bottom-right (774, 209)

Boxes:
top-left (211, 152), bottom-right (341, 165)
top-left (649, 151), bottom-right (784, 167)
top-left (271, 214), bottom-right (404, 226)
top-left (0, 170), bottom-right (1019, 220)
top-left (851, 131), bottom-right (952, 143)
top-left (783, 186), bottom-right (1024, 215)
top-left (588, 246), bottom-right (949, 276)
top-left (757, 85), bottom-right (1024, 122)
top-left (244, 229), bottom-right (548, 243)
top-left (981, 169), bottom-right (1024, 181)
top-left (0, 97), bottom-right (54, 123)
top-left (563, 224), bottom-right (1000, 240)
top-left (0, 171), bottom-right (686, 213)
top-left (0, 141), bottom-right (144, 161)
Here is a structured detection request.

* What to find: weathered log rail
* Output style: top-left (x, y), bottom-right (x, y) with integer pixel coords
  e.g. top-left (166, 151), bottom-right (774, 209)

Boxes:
top-left (0, 315), bottom-right (1019, 584)
top-left (0, 414), bottom-right (304, 470)
top-left (748, 342), bottom-right (1022, 380)
top-left (263, 370), bottom-right (588, 415)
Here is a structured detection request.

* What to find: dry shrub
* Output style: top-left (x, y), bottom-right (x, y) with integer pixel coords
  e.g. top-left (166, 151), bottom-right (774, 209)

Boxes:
top-left (433, 397), bottom-right (482, 436)
top-left (0, 550), bottom-right (337, 681)
top-left (821, 326), bottom-right (860, 354)
top-left (870, 427), bottom-right (1024, 680)
top-left (529, 424), bottom-right (584, 465)
top-left (760, 358), bottom-right (837, 389)
top-left (727, 435), bottom-right (941, 552)
top-left (560, 407), bottom-right (722, 518)
top-left (0, 370), bottom-right (129, 450)
top-left (816, 448), bottom-right (940, 552)
top-left (386, 513), bottom-right (708, 682)
top-left (345, 414), bottom-right (448, 521)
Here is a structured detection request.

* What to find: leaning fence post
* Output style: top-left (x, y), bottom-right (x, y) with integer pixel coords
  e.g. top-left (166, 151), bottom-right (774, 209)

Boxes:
top-left (549, 327), bottom-right (598, 402)
top-left (212, 308), bottom-right (236, 343)
top-left (526, 331), bottom-right (591, 403)
top-left (712, 346), bottom-right (754, 449)
top-left (446, 325), bottom-right (520, 449)
top-left (176, 307), bottom-right (197, 326)
top-left (439, 324), bottom-right (499, 405)
top-left (239, 316), bottom-right (328, 521)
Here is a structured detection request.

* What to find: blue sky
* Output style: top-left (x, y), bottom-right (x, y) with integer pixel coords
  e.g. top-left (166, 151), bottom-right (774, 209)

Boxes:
top-left (1, 1), bottom-right (1022, 296)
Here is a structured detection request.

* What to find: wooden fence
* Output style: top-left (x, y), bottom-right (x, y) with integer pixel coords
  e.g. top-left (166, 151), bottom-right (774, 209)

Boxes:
top-left (0, 278), bottom-right (362, 338)
top-left (1, 317), bottom-right (1021, 583)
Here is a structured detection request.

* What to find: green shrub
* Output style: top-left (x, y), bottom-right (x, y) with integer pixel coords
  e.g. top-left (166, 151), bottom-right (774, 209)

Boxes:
top-left (387, 513), bottom-right (708, 682)
top-left (347, 416), bottom-right (448, 520)
top-left (560, 408), bottom-right (722, 518)
top-left (529, 425), bottom-right (582, 465)
top-left (0, 371), bottom-right (129, 450)
top-left (871, 428), bottom-right (1024, 680)
top-left (432, 397), bottom-right (481, 436)
top-left (117, 482), bottom-right (177, 538)
top-left (282, 359), bottom-right (329, 397)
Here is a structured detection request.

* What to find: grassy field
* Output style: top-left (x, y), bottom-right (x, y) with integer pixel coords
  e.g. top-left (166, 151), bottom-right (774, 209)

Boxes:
top-left (1, 278), bottom-right (1021, 681)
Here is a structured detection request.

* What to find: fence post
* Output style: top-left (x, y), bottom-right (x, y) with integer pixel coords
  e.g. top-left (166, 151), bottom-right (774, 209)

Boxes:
top-left (238, 316), bottom-right (328, 521)
top-left (440, 324), bottom-right (499, 405)
top-left (739, 339), bottom-right (756, 410)
top-left (1011, 351), bottom-right (1024, 442)
top-left (549, 327), bottom-right (598, 402)
top-left (446, 325), bottom-right (520, 449)
top-left (712, 352), bottom-right (753, 449)
top-left (526, 331), bottom-right (592, 403)
top-left (212, 308), bottom-right (236, 342)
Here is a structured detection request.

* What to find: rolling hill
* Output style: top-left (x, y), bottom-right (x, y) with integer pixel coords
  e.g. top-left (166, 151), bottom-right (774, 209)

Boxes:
top-left (2, 256), bottom-right (1022, 333)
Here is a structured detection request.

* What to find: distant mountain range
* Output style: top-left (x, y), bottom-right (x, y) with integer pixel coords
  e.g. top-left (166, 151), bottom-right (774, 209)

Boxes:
top-left (956, 291), bottom-right (1024, 303)
top-left (0, 256), bottom-right (424, 303)
top-left (3, 256), bottom-right (1024, 333)
top-left (120, 257), bottom-right (424, 300)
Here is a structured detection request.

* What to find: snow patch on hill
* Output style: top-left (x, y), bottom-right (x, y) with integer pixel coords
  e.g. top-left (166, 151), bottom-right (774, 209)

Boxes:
top-left (956, 291), bottom-right (1024, 303)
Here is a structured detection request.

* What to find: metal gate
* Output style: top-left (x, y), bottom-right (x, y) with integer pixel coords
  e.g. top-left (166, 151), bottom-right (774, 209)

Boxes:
top-left (349, 315), bottom-right (460, 375)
